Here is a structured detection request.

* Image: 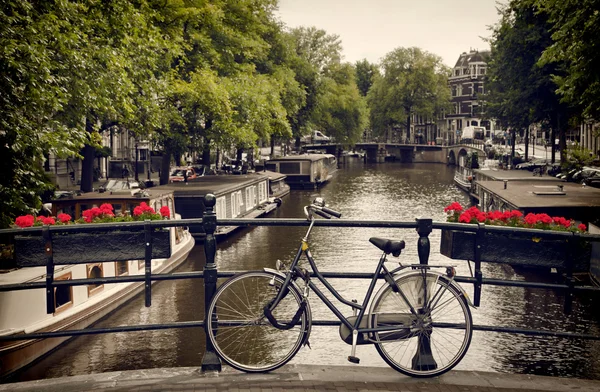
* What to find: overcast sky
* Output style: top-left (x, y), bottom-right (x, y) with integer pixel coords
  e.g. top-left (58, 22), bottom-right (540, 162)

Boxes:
top-left (275, 0), bottom-right (504, 68)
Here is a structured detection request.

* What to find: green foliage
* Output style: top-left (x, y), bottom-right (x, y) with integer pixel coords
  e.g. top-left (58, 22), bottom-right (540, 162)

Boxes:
top-left (367, 47), bottom-right (451, 139)
top-left (563, 143), bottom-right (597, 172)
top-left (355, 59), bottom-right (380, 96)
top-left (536, 0), bottom-right (600, 119)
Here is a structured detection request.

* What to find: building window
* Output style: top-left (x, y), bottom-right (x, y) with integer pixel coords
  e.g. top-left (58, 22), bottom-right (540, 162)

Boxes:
top-left (457, 120), bottom-right (463, 130)
top-left (258, 181), bottom-right (267, 203)
top-left (455, 69), bottom-right (460, 76)
top-left (480, 68), bottom-right (486, 75)
top-left (457, 85), bottom-right (463, 96)
top-left (115, 261), bottom-right (129, 276)
top-left (54, 272), bottom-right (73, 314)
top-left (87, 263), bottom-right (104, 296)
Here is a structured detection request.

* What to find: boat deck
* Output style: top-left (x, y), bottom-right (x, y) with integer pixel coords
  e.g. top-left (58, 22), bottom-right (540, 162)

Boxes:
top-left (155, 173), bottom-right (269, 196)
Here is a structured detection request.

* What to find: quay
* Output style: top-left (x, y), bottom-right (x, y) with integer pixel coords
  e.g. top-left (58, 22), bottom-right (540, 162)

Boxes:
top-left (2, 365), bottom-right (600, 391)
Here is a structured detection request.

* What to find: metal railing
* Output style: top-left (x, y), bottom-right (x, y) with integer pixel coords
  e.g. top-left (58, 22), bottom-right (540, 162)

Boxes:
top-left (1, 194), bottom-right (600, 374)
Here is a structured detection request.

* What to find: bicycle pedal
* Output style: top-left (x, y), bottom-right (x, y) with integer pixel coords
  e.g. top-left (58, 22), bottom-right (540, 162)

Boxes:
top-left (347, 356), bottom-right (360, 364)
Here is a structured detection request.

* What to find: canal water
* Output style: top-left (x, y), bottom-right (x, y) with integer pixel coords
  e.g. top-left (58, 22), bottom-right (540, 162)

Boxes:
top-left (12, 159), bottom-right (600, 382)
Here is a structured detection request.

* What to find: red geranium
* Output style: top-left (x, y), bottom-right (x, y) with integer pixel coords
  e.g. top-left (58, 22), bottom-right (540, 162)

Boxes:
top-left (443, 202), bottom-right (587, 233)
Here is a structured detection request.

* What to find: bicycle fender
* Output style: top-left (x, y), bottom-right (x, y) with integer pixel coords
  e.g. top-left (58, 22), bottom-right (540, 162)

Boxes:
top-left (400, 270), bottom-right (476, 308)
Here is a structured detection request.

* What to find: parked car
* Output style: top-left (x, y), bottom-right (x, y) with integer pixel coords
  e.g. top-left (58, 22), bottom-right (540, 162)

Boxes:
top-left (515, 158), bottom-right (549, 171)
top-left (572, 166), bottom-right (600, 184)
top-left (169, 167), bottom-right (198, 182)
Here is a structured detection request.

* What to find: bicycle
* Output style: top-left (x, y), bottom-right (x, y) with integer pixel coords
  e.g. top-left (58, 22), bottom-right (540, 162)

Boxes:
top-left (206, 198), bottom-right (474, 377)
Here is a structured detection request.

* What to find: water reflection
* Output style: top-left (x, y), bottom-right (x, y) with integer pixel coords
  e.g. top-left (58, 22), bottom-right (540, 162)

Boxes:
top-left (11, 158), bottom-right (600, 381)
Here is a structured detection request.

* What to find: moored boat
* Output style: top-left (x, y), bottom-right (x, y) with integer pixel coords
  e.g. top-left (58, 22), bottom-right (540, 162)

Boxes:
top-left (265, 153), bottom-right (338, 189)
top-left (0, 188), bottom-right (195, 379)
top-left (154, 172), bottom-right (281, 239)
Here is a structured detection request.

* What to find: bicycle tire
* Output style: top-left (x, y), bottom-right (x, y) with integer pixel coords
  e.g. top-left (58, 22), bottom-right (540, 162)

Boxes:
top-left (207, 271), bottom-right (311, 372)
top-left (369, 272), bottom-right (472, 377)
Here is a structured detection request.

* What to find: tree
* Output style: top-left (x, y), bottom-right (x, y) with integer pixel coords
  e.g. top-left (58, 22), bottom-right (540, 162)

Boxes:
top-left (486, 0), bottom-right (574, 164)
top-left (313, 64), bottom-right (368, 146)
top-left (355, 59), bottom-right (380, 96)
top-left (367, 47), bottom-right (451, 142)
top-left (536, 0), bottom-right (600, 120)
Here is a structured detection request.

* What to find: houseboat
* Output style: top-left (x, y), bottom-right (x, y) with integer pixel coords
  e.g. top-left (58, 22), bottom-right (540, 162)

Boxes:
top-left (265, 153), bottom-right (338, 189)
top-left (154, 172), bottom-right (280, 239)
top-left (0, 188), bottom-right (195, 379)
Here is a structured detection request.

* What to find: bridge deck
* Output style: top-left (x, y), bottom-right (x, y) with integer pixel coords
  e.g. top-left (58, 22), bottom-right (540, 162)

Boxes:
top-left (3, 364), bottom-right (599, 391)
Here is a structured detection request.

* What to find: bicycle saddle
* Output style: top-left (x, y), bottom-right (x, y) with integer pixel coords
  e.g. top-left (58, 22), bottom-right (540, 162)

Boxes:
top-left (369, 237), bottom-right (405, 257)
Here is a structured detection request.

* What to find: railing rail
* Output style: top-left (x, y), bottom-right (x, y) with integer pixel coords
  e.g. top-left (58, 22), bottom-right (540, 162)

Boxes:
top-left (1, 195), bottom-right (599, 374)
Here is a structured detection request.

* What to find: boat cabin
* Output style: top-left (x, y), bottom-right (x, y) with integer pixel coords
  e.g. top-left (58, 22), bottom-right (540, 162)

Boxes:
top-left (265, 154), bottom-right (337, 189)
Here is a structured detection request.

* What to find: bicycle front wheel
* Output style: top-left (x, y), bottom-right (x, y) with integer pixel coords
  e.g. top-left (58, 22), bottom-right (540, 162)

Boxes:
top-left (370, 272), bottom-right (472, 377)
top-left (207, 271), bottom-right (311, 372)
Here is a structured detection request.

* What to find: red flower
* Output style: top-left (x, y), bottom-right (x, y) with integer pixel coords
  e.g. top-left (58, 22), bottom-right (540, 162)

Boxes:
top-left (133, 202), bottom-right (155, 217)
top-left (458, 212), bottom-right (472, 223)
top-left (57, 213), bottom-right (72, 223)
top-left (524, 213), bottom-right (538, 225)
top-left (578, 223), bottom-right (587, 231)
top-left (100, 203), bottom-right (114, 214)
top-left (444, 202), bottom-right (463, 213)
top-left (15, 215), bottom-right (35, 228)
top-left (159, 206), bottom-right (170, 218)
top-left (42, 217), bottom-right (56, 225)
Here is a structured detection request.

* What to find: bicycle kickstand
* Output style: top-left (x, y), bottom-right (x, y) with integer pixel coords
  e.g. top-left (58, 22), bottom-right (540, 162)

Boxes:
top-left (348, 330), bottom-right (360, 364)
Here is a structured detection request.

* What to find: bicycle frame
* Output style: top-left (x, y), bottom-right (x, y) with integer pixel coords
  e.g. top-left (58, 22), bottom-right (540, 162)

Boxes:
top-left (267, 217), bottom-right (424, 338)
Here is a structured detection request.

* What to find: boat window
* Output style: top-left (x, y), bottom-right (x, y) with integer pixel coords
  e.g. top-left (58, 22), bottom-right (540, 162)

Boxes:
top-left (216, 197), bottom-right (227, 219)
top-left (138, 259), bottom-right (145, 271)
top-left (280, 162), bottom-right (301, 174)
top-left (115, 261), bottom-right (129, 276)
top-left (54, 272), bottom-right (73, 314)
top-left (87, 263), bottom-right (104, 296)
top-left (258, 181), bottom-right (267, 203)
top-left (265, 163), bottom-right (277, 172)
top-left (113, 203), bottom-right (122, 216)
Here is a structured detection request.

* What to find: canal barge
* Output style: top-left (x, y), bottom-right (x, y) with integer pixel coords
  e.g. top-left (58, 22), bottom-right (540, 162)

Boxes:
top-left (154, 172), bottom-right (280, 238)
top-left (0, 188), bottom-right (195, 379)
top-left (265, 153), bottom-right (338, 189)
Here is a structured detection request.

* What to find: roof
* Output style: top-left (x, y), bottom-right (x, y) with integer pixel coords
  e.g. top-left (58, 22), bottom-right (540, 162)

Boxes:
top-left (454, 50), bottom-right (490, 67)
top-left (153, 173), bottom-right (270, 197)
top-left (267, 154), bottom-right (336, 162)
top-left (51, 188), bottom-right (174, 205)
top-left (477, 180), bottom-right (600, 209)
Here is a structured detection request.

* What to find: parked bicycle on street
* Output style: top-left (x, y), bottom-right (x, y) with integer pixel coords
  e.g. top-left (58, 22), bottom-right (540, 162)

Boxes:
top-left (207, 198), bottom-right (474, 377)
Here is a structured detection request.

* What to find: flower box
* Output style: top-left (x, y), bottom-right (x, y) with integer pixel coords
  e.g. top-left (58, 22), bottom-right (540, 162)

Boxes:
top-left (440, 229), bottom-right (591, 271)
top-left (14, 230), bottom-right (171, 267)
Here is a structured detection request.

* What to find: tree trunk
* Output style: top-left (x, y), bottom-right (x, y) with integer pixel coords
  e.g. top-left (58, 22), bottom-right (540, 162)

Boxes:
top-left (558, 114), bottom-right (567, 164)
top-left (80, 144), bottom-right (95, 192)
top-left (406, 113), bottom-right (411, 142)
top-left (524, 126), bottom-right (529, 161)
top-left (202, 137), bottom-right (211, 166)
top-left (236, 147), bottom-right (243, 161)
top-left (510, 130), bottom-right (516, 168)
top-left (270, 137), bottom-right (275, 159)
top-left (551, 119), bottom-right (557, 164)
top-left (160, 149), bottom-right (171, 185)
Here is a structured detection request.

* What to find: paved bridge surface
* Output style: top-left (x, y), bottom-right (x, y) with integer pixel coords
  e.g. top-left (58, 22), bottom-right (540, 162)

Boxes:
top-left (2, 365), bottom-right (599, 392)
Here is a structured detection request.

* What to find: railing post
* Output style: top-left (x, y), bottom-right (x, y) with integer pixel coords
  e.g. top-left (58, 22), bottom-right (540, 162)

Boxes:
top-left (416, 218), bottom-right (432, 265)
top-left (43, 226), bottom-right (55, 314)
top-left (201, 193), bottom-right (222, 372)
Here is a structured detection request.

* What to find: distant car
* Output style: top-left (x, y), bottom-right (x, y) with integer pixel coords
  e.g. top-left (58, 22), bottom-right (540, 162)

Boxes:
top-left (515, 158), bottom-right (549, 171)
top-left (300, 131), bottom-right (331, 144)
top-left (169, 167), bottom-right (198, 182)
top-left (573, 167), bottom-right (600, 183)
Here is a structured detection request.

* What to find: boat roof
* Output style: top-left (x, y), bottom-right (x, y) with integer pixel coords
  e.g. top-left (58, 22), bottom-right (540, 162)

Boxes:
top-left (474, 169), bottom-right (558, 182)
top-left (154, 173), bottom-right (270, 196)
top-left (477, 180), bottom-right (600, 209)
top-left (267, 154), bottom-right (336, 162)
top-left (51, 188), bottom-right (174, 207)
top-left (256, 170), bottom-right (287, 181)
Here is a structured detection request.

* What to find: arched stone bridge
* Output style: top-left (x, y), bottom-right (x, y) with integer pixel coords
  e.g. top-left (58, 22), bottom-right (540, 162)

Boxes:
top-left (302, 142), bottom-right (486, 164)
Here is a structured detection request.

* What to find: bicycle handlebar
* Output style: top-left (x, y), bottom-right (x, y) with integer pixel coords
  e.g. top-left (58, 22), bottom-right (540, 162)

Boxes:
top-left (321, 206), bottom-right (341, 218)
top-left (313, 209), bottom-right (332, 219)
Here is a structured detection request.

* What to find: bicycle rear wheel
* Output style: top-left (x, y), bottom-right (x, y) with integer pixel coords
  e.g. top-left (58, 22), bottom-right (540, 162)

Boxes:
top-left (207, 271), bottom-right (311, 372)
top-left (369, 272), bottom-right (472, 377)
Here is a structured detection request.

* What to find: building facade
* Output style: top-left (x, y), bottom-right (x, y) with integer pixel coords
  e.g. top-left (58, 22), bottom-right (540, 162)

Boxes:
top-left (441, 50), bottom-right (499, 144)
